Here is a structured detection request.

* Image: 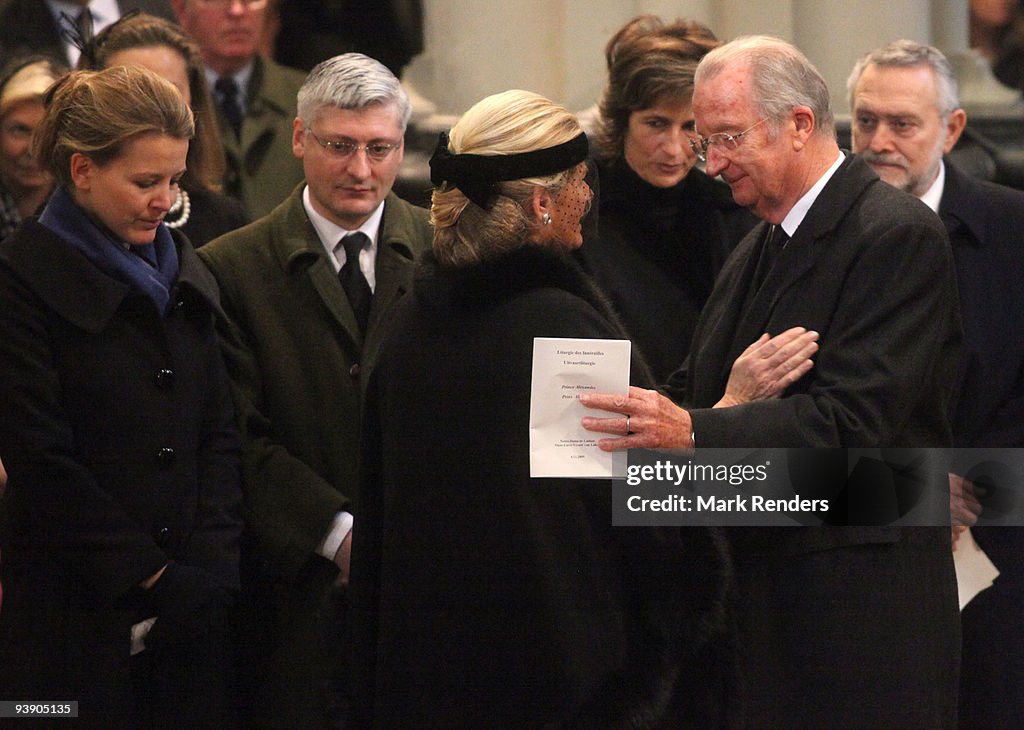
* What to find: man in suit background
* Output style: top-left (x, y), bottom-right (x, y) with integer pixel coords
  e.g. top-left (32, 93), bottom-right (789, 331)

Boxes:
top-left (582, 36), bottom-right (962, 727)
top-left (849, 39), bottom-right (1024, 728)
top-left (171, 0), bottom-right (305, 218)
top-left (0, 0), bottom-right (175, 68)
top-left (196, 53), bottom-right (431, 727)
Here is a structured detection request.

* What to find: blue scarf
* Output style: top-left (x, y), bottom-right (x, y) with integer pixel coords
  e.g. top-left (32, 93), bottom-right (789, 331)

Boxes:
top-left (39, 186), bottom-right (179, 314)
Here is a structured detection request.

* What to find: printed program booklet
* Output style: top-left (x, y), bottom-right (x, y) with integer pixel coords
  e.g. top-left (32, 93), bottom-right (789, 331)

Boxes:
top-left (529, 337), bottom-right (630, 478)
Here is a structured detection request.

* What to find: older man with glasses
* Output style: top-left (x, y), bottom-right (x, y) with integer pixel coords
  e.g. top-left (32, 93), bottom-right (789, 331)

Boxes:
top-left (171, 0), bottom-right (305, 218)
top-left (197, 53), bottom-right (431, 728)
top-left (583, 35), bottom-right (962, 728)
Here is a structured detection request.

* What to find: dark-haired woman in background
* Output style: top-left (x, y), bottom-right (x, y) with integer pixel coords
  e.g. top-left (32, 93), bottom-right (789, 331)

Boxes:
top-left (582, 16), bottom-right (757, 382)
top-left (0, 65), bottom-right (242, 726)
top-left (78, 12), bottom-right (248, 246)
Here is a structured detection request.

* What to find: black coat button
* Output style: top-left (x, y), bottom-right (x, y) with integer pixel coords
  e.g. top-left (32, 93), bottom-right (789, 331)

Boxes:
top-left (155, 369), bottom-right (175, 389)
top-left (349, 363), bottom-right (360, 377)
top-left (156, 527), bottom-right (170, 546)
top-left (156, 447), bottom-right (176, 468)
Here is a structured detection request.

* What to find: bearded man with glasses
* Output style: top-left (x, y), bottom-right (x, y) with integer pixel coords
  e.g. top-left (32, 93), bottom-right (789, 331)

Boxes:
top-left (197, 53), bottom-right (431, 728)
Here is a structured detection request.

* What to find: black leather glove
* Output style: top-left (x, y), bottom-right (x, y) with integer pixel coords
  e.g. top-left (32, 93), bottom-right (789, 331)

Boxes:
top-left (143, 562), bottom-right (233, 648)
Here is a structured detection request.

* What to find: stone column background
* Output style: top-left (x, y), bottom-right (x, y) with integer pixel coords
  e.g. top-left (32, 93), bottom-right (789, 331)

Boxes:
top-left (402, 0), bottom-right (1022, 126)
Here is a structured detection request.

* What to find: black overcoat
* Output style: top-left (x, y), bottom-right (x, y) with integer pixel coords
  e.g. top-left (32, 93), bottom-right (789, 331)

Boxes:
top-left (668, 154), bottom-right (963, 726)
top-left (578, 159), bottom-right (756, 382)
top-left (940, 159), bottom-right (1024, 448)
top-left (939, 159), bottom-right (1024, 727)
top-left (0, 220), bottom-right (242, 726)
top-left (350, 246), bottom-right (719, 728)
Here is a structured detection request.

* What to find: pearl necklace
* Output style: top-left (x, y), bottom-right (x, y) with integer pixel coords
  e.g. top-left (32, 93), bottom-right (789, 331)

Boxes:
top-left (164, 188), bottom-right (191, 229)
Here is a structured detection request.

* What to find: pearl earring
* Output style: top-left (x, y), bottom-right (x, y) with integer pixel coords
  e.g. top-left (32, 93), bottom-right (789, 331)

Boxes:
top-left (542, 212), bottom-right (552, 225)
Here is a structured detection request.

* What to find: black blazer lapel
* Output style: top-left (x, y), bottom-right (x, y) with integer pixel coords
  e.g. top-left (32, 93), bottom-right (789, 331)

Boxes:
top-left (685, 223), bottom-right (765, 405)
top-left (727, 227), bottom-right (819, 369)
top-left (718, 155), bottom-right (872, 385)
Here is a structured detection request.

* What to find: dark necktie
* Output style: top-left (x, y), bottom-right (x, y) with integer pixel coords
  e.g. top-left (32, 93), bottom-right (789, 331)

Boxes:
top-left (338, 232), bottom-right (372, 331)
top-left (751, 224), bottom-right (789, 292)
top-left (215, 76), bottom-right (243, 140)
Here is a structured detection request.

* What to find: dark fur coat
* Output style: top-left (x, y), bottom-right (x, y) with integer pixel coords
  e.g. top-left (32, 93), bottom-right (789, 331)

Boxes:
top-left (349, 245), bottom-right (728, 728)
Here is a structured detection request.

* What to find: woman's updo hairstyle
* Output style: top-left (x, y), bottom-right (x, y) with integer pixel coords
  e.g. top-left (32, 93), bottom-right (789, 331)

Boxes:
top-left (33, 64), bottom-right (193, 189)
top-left (431, 89), bottom-right (583, 268)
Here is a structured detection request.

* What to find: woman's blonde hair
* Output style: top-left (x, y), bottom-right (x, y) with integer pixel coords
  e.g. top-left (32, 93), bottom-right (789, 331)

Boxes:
top-left (79, 13), bottom-right (225, 192)
top-left (431, 89), bottom-right (582, 268)
top-left (34, 66), bottom-right (194, 189)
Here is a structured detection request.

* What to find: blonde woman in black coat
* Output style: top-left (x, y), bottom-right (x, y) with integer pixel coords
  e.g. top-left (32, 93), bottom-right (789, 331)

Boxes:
top-left (0, 65), bottom-right (242, 727)
top-left (349, 90), bottom-right (816, 729)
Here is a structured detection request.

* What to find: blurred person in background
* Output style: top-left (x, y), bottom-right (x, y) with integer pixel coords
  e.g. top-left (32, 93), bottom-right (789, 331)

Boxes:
top-left (78, 11), bottom-right (248, 246)
top-left (969, 0), bottom-right (1024, 91)
top-left (970, 0), bottom-right (1018, 63)
top-left (171, 0), bottom-right (306, 218)
top-left (0, 0), bottom-right (174, 69)
top-left (0, 57), bottom-right (65, 241)
top-left (849, 39), bottom-right (1024, 728)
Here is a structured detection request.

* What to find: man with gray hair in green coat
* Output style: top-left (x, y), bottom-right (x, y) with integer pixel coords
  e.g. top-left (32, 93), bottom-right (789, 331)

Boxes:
top-left (197, 52), bottom-right (431, 727)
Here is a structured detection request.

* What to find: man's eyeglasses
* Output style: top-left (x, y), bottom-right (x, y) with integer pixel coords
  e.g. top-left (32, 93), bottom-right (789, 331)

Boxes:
top-left (196, 0), bottom-right (268, 10)
top-left (689, 118), bottom-right (767, 163)
top-left (305, 128), bottom-right (402, 162)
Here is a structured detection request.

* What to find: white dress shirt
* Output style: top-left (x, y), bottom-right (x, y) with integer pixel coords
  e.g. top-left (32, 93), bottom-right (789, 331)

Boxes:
top-left (303, 185), bottom-right (383, 291)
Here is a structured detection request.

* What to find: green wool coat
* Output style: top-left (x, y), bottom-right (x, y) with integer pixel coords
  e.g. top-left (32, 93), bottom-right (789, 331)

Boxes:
top-left (217, 56), bottom-right (307, 219)
top-left (197, 186), bottom-right (431, 583)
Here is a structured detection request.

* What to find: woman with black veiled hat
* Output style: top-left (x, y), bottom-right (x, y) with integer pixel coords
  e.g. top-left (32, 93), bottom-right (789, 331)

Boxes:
top-left (348, 89), bottom-right (814, 728)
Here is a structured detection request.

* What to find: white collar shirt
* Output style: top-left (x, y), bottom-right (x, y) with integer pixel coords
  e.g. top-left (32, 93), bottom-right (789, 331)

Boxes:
top-left (303, 185), bottom-right (383, 292)
top-left (780, 150), bottom-right (846, 238)
top-left (205, 62), bottom-right (254, 117)
top-left (919, 160), bottom-right (946, 214)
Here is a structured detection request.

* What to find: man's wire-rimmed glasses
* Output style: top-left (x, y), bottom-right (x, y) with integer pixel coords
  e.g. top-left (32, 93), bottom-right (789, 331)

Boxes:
top-left (689, 118), bottom-right (767, 163)
top-left (305, 127), bottom-right (402, 162)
